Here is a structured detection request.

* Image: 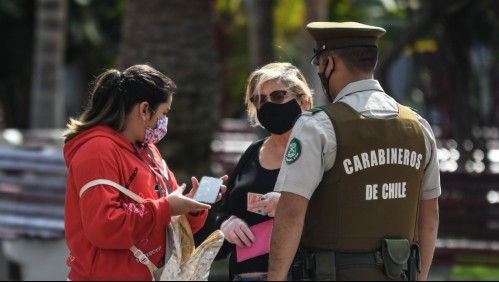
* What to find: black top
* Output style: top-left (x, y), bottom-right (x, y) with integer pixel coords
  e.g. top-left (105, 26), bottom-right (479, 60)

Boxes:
top-left (216, 139), bottom-right (278, 276)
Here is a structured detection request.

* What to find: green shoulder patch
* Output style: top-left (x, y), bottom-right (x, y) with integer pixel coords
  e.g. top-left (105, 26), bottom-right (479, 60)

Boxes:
top-left (308, 107), bottom-right (324, 115)
top-left (285, 138), bottom-right (302, 164)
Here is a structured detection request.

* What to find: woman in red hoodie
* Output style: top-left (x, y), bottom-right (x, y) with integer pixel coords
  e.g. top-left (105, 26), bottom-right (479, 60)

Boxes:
top-left (63, 64), bottom-right (226, 280)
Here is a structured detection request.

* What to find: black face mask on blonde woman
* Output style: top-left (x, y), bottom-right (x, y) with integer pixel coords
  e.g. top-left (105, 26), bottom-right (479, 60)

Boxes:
top-left (256, 99), bottom-right (302, 135)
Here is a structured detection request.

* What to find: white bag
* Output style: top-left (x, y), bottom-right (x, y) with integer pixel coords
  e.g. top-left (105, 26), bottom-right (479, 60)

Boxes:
top-left (157, 215), bottom-right (224, 281)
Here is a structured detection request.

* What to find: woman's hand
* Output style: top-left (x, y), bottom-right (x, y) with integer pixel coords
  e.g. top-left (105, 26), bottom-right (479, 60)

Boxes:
top-left (220, 216), bottom-right (255, 248)
top-left (186, 175), bottom-right (228, 203)
top-left (247, 192), bottom-right (281, 217)
top-left (167, 184), bottom-right (211, 216)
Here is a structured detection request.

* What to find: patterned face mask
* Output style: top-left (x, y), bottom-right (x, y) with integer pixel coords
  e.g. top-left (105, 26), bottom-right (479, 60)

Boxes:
top-left (144, 116), bottom-right (168, 144)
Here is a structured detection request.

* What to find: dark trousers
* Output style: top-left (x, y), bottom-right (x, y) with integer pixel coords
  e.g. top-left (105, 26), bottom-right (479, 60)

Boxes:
top-left (335, 266), bottom-right (403, 281)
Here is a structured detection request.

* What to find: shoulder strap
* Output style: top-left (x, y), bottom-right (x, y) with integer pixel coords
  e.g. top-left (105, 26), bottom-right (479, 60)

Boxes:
top-left (80, 179), bottom-right (145, 204)
top-left (130, 245), bottom-right (159, 273)
top-left (79, 179), bottom-right (159, 275)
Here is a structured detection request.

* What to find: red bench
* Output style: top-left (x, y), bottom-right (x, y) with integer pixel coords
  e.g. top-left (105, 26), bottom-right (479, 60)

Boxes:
top-left (434, 172), bottom-right (499, 266)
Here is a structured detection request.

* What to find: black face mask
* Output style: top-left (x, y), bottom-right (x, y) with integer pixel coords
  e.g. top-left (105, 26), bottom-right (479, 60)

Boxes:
top-left (318, 57), bottom-right (335, 103)
top-left (257, 99), bottom-right (302, 135)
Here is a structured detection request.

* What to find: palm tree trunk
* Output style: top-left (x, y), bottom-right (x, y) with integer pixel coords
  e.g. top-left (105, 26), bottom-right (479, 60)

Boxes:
top-left (301, 0), bottom-right (329, 106)
top-left (246, 0), bottom-right (276, 69)
top-left (119, 0), bottom-right (221, 183)
top-left (30, 0), bottom-right (67, 128)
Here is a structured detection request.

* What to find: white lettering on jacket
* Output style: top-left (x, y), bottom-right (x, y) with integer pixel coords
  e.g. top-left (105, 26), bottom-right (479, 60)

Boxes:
top-left (365, 182), bottom-right (407, 200)
top-left (344, 148), bottom-right (423, 174)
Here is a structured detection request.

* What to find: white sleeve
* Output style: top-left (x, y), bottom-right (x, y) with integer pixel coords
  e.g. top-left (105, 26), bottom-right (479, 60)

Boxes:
top-left (274, 112), bottom-right (335, 200)
top-left (418, 117), bottom-right (442, 200)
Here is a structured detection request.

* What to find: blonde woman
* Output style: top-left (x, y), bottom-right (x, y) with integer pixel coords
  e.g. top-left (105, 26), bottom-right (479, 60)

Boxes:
top-left (216, 62), bottom-right (313, 281)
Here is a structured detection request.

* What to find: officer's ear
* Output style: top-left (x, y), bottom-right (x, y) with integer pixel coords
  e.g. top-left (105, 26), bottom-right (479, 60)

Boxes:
top-left (320, 53), bottom-right (336, 74)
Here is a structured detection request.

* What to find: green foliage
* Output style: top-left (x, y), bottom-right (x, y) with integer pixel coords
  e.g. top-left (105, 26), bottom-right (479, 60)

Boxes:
top-left (1, 0), bottom-right (497, 130)
top-left (215, 0), bottom-right (251, 118)
top-left (450, 264), bottom-right (499, 281)
top-left (274, 0), bottom-right (304, 33)
top-left (331, 0), bottom-right (390, 19)
top-left (216, 0), bottom-right (243, 14)
top-left (328, 0), bottom-right (410, 52)
top-left (330, 0), bottom-right (405, 28)
top-left (274, 0), bottom-right (305, 65)
top-left (215, 0), bottom-right (308, 119)
top-left (66, 0), bottom-right (124, 73)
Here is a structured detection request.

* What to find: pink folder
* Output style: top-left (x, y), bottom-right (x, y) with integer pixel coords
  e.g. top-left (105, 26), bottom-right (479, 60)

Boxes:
top-left (236, 219), bottom-right (274, 263)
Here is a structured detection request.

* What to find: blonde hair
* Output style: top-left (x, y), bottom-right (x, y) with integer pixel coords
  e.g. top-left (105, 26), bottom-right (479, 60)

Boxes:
top-left (245, 62), bottom-right (313, 127)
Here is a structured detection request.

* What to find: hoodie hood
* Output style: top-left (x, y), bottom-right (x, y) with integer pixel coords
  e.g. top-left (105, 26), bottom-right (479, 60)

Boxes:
top-left (64, 125), bottom-right (135, 168)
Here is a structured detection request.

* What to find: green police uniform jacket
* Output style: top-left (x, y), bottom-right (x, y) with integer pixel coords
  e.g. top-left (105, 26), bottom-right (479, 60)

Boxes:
top-left (302, 102), bottom-right (426, 252)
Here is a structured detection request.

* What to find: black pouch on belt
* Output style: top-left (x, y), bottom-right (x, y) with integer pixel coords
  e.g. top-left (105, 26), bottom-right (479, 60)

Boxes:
top-left (314, 252), bottom-right (336, 281)
top-left (381, 238), bottom-right (410, 280)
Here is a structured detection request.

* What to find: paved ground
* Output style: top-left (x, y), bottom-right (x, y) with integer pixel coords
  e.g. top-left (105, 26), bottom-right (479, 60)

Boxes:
top-left (1, 239), bottom-right (69, 281)
top-left (428, 265), bottom-right (452, 281)
top-left (0, 243), bottom-right (8, 280)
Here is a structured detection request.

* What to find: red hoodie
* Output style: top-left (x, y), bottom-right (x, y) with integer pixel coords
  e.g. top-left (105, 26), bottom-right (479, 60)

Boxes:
top-left (64, 125), bottom-right (208, 281)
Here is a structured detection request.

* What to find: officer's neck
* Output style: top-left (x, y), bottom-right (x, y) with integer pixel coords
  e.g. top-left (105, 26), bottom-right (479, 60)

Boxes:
top-left (331, 71), bottom-right (374, 99)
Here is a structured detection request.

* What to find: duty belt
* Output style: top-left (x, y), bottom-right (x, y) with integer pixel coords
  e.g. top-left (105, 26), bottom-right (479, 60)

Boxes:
top-left (308, 251), bottom-right (386, 281)
top-left (296, 241), bottom-right (417, 281)
top-left (337, 251), bottom-right (384, 267)
top-left (315, 251), bottom-right (384, 268)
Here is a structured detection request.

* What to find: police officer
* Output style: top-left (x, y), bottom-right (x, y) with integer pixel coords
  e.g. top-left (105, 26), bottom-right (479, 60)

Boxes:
top-left (267, 22), bottom-right (440, 281)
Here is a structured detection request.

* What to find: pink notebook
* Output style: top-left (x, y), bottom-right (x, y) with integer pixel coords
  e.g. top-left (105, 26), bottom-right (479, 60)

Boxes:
top-left (236, 219), bottom-right (274, 263)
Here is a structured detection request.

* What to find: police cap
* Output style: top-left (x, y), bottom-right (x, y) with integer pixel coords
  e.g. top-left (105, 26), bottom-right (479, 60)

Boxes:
top-left (306, 22), bottom-right (386, 65)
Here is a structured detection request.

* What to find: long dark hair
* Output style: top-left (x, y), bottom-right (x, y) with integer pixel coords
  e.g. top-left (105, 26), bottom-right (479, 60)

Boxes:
top-left (63, 64), bottom-right (176, 143)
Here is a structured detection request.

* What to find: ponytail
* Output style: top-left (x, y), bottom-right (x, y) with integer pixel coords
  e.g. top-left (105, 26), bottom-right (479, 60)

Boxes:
top-left (63, 64), bottom-right (175, 143)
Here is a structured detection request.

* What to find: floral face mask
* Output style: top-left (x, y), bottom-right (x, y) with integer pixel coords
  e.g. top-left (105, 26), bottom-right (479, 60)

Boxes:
top-left (144, 116), bottom-right (168, 144)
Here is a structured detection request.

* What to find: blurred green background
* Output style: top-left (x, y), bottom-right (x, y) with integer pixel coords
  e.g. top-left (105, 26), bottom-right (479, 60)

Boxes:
top-left (2, 0), bottom-right (498, 181)
top-left (1, 0), bottom-right (499, 280)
